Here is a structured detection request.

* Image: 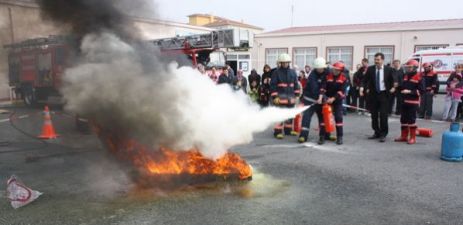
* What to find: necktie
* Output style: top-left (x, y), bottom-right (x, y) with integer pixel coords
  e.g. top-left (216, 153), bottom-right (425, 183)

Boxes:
top-left (376, 69), bottom-right (381, 93)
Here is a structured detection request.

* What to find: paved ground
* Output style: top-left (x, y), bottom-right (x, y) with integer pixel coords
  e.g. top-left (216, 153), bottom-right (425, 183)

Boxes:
top-left (0, 95), bottom-right (462, 225)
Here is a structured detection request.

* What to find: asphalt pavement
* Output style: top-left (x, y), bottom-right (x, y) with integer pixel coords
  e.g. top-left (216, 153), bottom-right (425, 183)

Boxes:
top-left (0, 95), bottom-right (462, 225)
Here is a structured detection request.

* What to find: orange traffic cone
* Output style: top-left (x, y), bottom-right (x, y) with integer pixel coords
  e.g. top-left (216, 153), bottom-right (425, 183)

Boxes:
top-left (38, 105), bottom-right (58, 139)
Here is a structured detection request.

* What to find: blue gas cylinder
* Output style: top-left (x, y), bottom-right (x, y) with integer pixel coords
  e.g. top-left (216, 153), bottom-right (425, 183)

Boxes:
top-left (441, 123), bottom-right (463, 162)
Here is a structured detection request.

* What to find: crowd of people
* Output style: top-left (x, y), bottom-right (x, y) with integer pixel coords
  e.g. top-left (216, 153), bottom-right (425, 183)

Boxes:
top-left (197, 53), bottom-right (463, 145)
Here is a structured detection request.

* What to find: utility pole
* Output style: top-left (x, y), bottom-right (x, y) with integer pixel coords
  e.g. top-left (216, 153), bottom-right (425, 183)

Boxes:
top-left (290, 0), bottom-right (294, 27)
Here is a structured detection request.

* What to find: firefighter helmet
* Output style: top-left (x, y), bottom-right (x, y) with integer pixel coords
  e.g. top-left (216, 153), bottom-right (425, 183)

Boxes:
top-left (313, 57), bottom-right (327, 69)
top-left (405, 59), bottom-right (419, 68)
top-left (277, 53), bottom-right (292, 63)
top-left (331, 61), bottom-right (345, 71)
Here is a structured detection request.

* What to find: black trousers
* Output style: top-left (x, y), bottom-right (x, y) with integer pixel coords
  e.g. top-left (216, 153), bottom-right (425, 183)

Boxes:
top-left (388, 93), bottom-right (396, 114)
top-left (401, 103), bottom-right (418, 127)
top-left (300, 104), bottom-right (324, 138)
top-left (395, 93), bottom-right (403, 115)
top-left (368, 91), bottom-right (390, 137)
top-left (274, 104), bottom-right (295, 136)
top-left (351, 89), bottom-right (365, 111)
top-left (419, 92), bottom-right (433, 118)
top-left (332, 103), bottom-right (344, 137)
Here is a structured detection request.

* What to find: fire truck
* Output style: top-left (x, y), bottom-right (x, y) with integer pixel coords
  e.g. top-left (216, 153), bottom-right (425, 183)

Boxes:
top-left (5, 29), bottom-right (251, 106)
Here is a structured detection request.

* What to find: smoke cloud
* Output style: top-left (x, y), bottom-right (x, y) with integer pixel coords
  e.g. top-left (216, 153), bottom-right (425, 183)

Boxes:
top-left (38, 0), bottom-right (304, 159)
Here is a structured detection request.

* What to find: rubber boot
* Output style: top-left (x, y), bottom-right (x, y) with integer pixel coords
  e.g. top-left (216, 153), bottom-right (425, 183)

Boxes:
top-left (298, 136), bottom-right (306, 143)
top-left (275, 133), bottom-right (284, 139)
top-left (395, 126), bottom-right (409, 142)
top-left (408, 127), bottom-right (417, 144)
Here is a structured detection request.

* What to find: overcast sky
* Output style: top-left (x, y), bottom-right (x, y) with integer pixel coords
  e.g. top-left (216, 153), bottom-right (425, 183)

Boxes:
top-left (156, 0), bottom-right (463, 31)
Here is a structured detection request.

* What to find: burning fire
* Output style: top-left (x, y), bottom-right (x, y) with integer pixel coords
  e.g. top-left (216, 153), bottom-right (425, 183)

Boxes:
top-left (96, 127), bottom-right (253, 182)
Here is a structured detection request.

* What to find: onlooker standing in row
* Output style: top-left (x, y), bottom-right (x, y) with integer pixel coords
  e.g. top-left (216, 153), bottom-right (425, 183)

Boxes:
top-left (304, 65), bottom-right (312, 77)
top-left (218, 67), bottom-right (232, 85)
top-left (248, 69), bottom-right (261, 87)
top-left (352, 58), bottom-right (368, 113)
top-left (419, 63), bottom-right (438, 119)
top-left (248, 80), bottom-right (259, 103)
top-left (392, 60), bottom-right (404, 115)
top-left (258, 65), bottom-right (273, 107)
top-left (233, 70), bottom-right (248, 93)
top-left (442, 63), bottom-right (463, 122)
top-left (361, 53), bottom-right (397, 143)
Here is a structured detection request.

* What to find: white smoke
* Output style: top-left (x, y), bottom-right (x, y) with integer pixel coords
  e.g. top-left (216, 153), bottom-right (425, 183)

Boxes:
top-left (63, 32), bottom-right (305, 159)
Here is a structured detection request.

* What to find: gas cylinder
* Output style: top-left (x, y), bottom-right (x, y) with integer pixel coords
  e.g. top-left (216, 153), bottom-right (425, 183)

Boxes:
top-left (322, 104), bottom-right (335, 133)
top-left (441, 123), bottom-right (463, 162)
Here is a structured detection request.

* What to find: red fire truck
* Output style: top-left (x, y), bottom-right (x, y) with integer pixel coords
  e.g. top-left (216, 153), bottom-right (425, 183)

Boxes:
top-left (5, 29), bottom-right (248, 106)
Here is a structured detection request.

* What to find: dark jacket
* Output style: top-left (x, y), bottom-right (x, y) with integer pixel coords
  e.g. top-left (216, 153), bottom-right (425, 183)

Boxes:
top-left (401, 72), bottom-right (425, 105)
top-left (218, 74), bottom-right (232, 85)
top-left (353, 66), bottom-right (367, 88)
top-left (422, 70), bottom-right (438, 93)
top-left (321, 72), bottom-right (349, 104)
top-left (270, 67), bottom-right (301, 105)
top-left (302, 69), bottom-right (328, 105)
top-left (362, 65), bottom-right (396, 95)
top-left (233, 76), bottom-right (248, 94)
top-left (393, 67), bottom-right (405, 87)
top-left (248, 70), bottom-right (261, 86)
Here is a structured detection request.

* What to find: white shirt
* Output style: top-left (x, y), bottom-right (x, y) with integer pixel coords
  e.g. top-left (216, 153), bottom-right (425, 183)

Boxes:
top-left (376, 65), bottom-right (385, 91)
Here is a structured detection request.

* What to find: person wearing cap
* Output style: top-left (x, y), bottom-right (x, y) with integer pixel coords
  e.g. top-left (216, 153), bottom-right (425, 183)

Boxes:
top-left (298, 57), bottom-right (329, 144)
top-left (319, 61), bottom-right (349, 145)
top-left (395, 59), bottom-right (425, 144)
top-left (419, 62), bottom-right (438, 119)
top-left (270, 53), bottom-right (301, 139)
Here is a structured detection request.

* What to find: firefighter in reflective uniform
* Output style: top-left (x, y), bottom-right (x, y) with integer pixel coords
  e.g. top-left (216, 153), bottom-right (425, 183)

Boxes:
top-left (270, 53), bottom-right (301, 139)
top-left (320, 61), bottom-right (348, 145)
top-left (419, 62), bottom-right (438, 119)
top-left (395, 59), bottom-right (425, 145)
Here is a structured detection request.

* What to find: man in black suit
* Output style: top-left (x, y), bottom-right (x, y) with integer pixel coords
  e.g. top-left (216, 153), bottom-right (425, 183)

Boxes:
top-left (360, 53), bottom-right (398, 142)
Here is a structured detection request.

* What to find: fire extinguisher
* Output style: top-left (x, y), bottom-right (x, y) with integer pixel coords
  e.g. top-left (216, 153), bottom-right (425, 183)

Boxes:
top-left (322, 104), bottom-right (335, 133)
top-left (293, 104), bottom-right (304, 134)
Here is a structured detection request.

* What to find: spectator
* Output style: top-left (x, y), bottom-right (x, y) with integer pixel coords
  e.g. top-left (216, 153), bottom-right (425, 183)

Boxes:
top-left (352, 58), bottom-right (368, 114)
top-left (248, 69), bottom-right (261, 86)
top-left (218, 67), bottom-right (232, 85)
top-left (304, 65), bottom-right (312, 76)
top-left (248, 80), bottom-right (259, 103)
top-left (232, 70), bottom-right (248, 93)
top-left (392, 60), bottom-right (404, 115)
top-left (338, 61), bottom-right (351, 115)
top-left (298, 70), bottom-right (308, 89)
top-left (442, 63), bottom-right (463, 122)
top-left (226, 64), bottom-right (235, 80)
top-left (261, 64), bottom-right (272, 86)
top-left (209, 66), bottom-right (219, 83)
top-left (258, 65), bottom-right (273, 107)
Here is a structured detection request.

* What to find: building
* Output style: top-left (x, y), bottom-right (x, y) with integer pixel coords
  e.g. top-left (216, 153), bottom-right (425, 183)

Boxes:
top-left (253, 19), bottom-right (463, 72)
top-left (0, 0), bottom-right (213, 101)
top-left (188, 14), bottom-right (264, 74)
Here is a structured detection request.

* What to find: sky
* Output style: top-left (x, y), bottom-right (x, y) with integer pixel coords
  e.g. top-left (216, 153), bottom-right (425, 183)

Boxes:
top-left (155, 0), bottom-right (463, 31)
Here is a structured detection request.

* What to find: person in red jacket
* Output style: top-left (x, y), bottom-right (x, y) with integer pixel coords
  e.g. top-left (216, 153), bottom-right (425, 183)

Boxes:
top-left (419, 62), bottom-right (438, 119)
top-left (395, 59), bottom-right (425, 144)
top-left (320, 61), bottom-right (348, 145)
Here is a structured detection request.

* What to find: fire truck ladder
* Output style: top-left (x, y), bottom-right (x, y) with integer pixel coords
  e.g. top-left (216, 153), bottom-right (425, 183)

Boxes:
top-left (4, 35), bottom-right (73, 50)
top-left (151, 29), bottom-right (245, 50)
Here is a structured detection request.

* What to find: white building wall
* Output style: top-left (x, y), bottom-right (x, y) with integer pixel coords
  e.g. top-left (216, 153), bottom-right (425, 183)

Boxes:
top-left (253, 28), bottom-right (463, 72)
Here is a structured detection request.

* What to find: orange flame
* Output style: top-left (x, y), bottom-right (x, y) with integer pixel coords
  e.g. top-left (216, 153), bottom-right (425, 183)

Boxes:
top-left (95, 127), bottom-right (252, 181)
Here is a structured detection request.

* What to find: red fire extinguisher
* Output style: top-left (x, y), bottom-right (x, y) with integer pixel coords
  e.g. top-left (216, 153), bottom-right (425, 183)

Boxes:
top-left (417, 128), bottom-right (433, 138)
top-left (293, 114), bottom-right (302, 133)
top-left (322, 104), bottom-right (335, 133)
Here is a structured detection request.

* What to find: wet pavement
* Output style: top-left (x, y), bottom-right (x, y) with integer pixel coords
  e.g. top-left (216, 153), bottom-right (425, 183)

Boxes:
top-left (0, 96), bottom-right (462, 225)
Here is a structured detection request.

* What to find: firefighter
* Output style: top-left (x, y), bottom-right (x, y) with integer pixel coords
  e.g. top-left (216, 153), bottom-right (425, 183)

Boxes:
top-left (395, 59), bottom-right (425, 145)
top-left (419, 62), bottom-right (438, 119)
top-left (270, 53), bottom-right (301, 139)
top-left (298, 57), bottom-right (329, 144)
top-left (320, 61), bottom-right (348, 145)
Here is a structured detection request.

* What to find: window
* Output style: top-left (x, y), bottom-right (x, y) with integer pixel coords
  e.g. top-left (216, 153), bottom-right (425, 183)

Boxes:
top-left (266, 48), bottom-right (288, 67)
top-left (365, 46), bottom-right (394, 65)
top-left (414, 45), bottom-right (449, 52)
top-left (327, 47), bottom-right (353, 70)
top-left (293, 47), bottom-right (317, 69)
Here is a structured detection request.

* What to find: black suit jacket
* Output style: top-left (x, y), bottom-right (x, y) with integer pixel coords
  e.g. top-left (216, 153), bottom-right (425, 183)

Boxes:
top-left (362, 65), bottom-right (396, 96)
